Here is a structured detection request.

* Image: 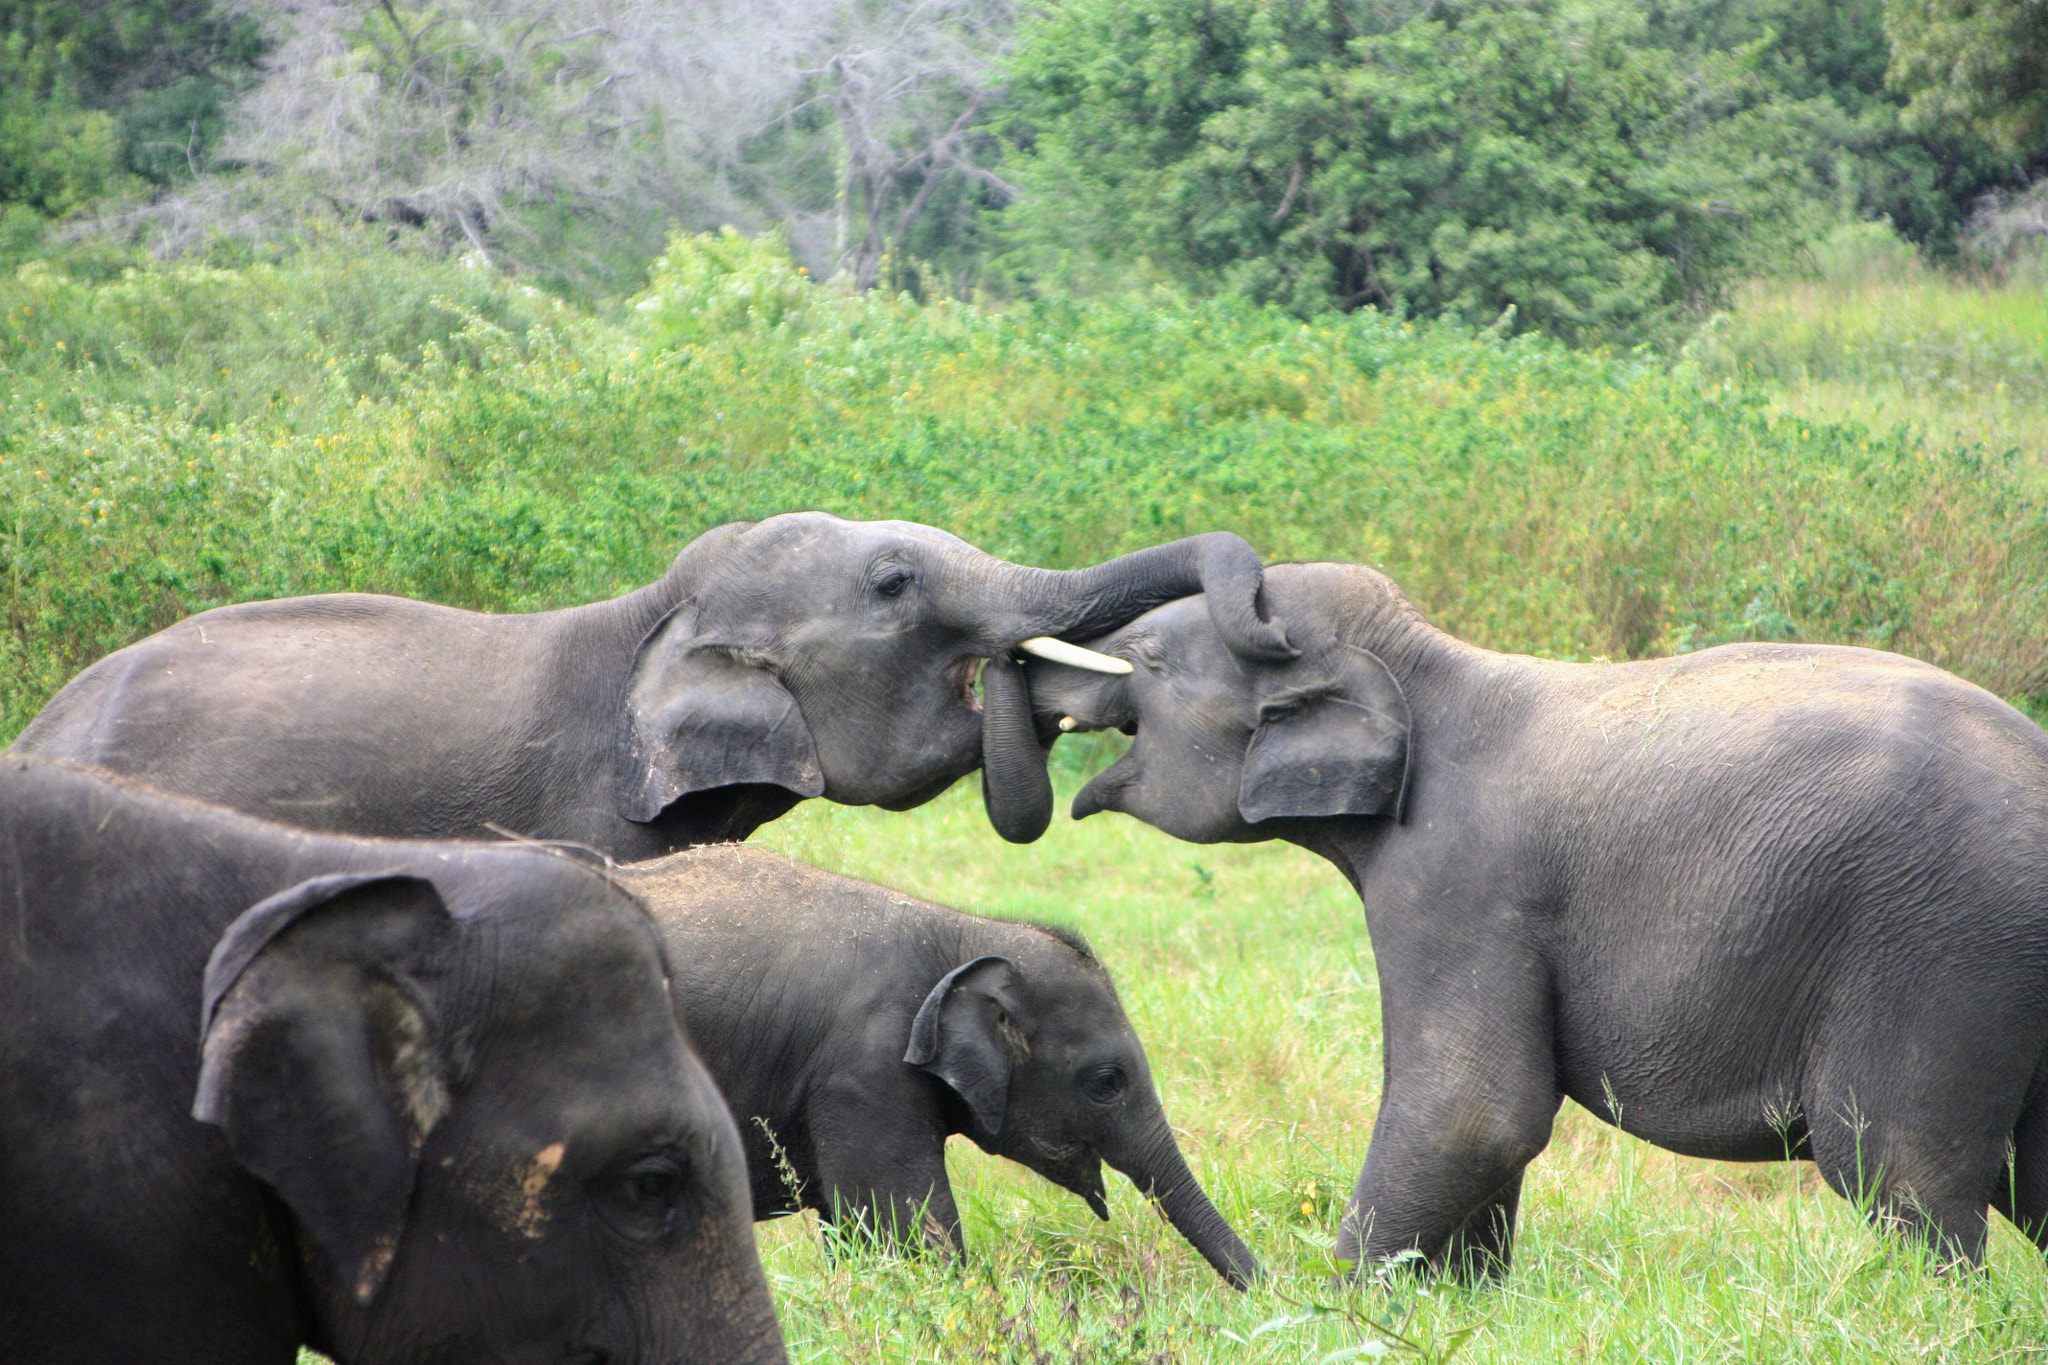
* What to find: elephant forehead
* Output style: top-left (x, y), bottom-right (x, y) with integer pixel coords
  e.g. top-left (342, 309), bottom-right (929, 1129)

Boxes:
top-left (1094, 596), bottom-right (1225, 666)
top-left (744, 512), bottom-right (967, 562)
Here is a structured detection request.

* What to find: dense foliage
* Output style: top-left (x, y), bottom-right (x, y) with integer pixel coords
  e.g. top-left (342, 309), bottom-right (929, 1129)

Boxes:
top-left (6, 231), bottom-right (2046, 740)
top-left (1886, 0), bottom-right (2048, 165)
top-left (1000, 0), bottom-right (2013, 341)
top-left (0, 0), bottom-right (266, 214)
top-left (0, 0), bottom-right (2037, 338)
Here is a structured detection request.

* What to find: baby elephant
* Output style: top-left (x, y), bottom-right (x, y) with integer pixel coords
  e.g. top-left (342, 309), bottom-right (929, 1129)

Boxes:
top-left (616, 845), bottom-right (1260, 1288)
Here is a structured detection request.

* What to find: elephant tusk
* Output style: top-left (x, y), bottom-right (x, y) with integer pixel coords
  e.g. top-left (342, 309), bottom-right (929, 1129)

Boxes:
top-left (1016, 637), bottom-right (1133, 675)
top-left (1058, 716), bottom-right (1080, 732)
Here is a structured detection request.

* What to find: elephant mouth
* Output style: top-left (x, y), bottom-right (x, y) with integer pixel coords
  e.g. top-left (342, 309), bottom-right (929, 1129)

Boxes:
top-left (950, 655), bottom-right (984, 713)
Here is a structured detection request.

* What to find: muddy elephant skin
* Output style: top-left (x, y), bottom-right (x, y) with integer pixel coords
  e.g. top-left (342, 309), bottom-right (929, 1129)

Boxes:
top-left (0, 756), bottom-right (785, 1365)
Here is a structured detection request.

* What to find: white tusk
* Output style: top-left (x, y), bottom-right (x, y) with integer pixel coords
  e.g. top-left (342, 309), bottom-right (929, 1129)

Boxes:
top-left (1058, 716), bottom-right (1080, 732)
top-left (1016, 637), bottom-right (1134, 675)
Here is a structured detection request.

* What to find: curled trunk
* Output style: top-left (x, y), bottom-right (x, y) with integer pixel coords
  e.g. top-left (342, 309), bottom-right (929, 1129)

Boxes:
top-left (969, 532), bottom-right (1294, 662)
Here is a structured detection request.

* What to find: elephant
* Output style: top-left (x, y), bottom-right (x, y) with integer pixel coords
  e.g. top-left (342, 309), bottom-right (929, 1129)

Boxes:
top-left (0, 756), bottom-right (784, 1365)
top-left (1020, 562), bottom-right (2048, 1278)
top-left (10, 514), bottom-right (1290, 858)
top-left (614, 844), bottom-right (1261, 1288)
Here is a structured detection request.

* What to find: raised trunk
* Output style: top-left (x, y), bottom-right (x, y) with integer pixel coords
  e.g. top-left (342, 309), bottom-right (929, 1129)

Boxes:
top-left (951, 532), bottom-right (1293, 840)
top-left (968, 532), bottom-right (1294, 662)
top-left (979, 653), bottom-right (1053, 844)
top-left (1108, 1124), bottom-right (1262, 1290)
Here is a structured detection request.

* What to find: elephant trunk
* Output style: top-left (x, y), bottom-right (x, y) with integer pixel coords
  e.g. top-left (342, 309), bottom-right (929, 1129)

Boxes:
top-left (1107, 1121), bottom-right (1262, 1290)
top-left (979, 652), bottom-right (1053, 844)
top-left (959, 533), bottom-right (1294, 663)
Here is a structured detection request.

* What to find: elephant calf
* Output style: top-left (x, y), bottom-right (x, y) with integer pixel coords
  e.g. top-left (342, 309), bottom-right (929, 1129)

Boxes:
top-left (1027, 562), bottom-right (2048, 1278)
top-left (0, 756), bottom-right (784, 1365)
top-left (615, 844), bottom-right (1261, 1288)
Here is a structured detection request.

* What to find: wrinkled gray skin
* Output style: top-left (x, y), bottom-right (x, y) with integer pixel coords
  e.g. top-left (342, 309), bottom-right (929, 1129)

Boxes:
top-left (0, 756), bottom-right (784, 1365)
top-left (12, 514), bottom-right (1288, 855)
top-left (615, 846), bottom-right (1260, 1288)
top-left (1024, 563), bottom-right (2048, 1280)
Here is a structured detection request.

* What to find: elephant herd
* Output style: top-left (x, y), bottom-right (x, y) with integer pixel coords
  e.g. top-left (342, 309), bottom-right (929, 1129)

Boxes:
top-left (5, 511), bottom-right (2048, 1362)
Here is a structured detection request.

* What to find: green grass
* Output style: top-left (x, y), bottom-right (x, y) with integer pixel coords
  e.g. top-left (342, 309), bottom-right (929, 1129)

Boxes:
top-left (1686, 227), bottom-right (2048, 465)
top-left (10, 230), bottom-right (2048, 741)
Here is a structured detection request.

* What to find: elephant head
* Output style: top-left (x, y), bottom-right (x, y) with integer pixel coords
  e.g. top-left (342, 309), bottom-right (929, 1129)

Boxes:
top-left (194, 858), bottom-right (784, 1364)
top-left (1023, 566), bottom-right (1412, 844)
top-left (904, 943), bottom-right (1261, 1288)
top-left (619, 514), bottom-right (1294, 843)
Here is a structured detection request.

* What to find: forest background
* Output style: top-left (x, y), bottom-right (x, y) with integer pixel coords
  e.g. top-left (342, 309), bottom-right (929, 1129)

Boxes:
top-left (5, 0), bottom-right (2048, 1359)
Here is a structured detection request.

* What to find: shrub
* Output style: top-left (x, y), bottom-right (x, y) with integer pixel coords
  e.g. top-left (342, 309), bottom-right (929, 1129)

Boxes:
top-left (7, 239), bottom-right (2047, 738)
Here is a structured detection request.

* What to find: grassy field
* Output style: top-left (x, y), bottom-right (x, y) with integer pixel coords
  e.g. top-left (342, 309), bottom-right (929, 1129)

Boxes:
top-left (8, 231), bottom-right (2048, 1361)
top-left (9, 231), bottom-right (2048, 737)
top-left (1686, 227), bottom-right (2048, 465)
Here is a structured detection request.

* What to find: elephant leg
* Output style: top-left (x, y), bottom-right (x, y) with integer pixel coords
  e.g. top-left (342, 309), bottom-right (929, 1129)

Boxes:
top-left (808, 1083), bottom-right (961, 1257)
top-left (1335, 1098), bottom-right (1550, 1283)
top-left (818, 1177), bottom-right (961, 1257)
top-left (1335, 902), bottom-right (1559, 1283)
top-left (1441, 1170), bottom-right (1525, 1281)
top-left (1805, 1088), bottom-right (2006, 1267)
top-left (1992, 1074), bottom-right (2048, 1250)
top-left (1804, 999), bottom-right (2044, 1269)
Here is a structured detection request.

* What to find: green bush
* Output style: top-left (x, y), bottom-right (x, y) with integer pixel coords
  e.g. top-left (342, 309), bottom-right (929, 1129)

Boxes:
top-left (7, 236), bottom-right (2047, 741)
top-left (630, 228), bottom-right (818, 351)
top-left (999, 0), bottom-right (1849, 345)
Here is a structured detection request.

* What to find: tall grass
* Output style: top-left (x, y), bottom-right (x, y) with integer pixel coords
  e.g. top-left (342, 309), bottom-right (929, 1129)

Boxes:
top-left (1687, 223), bottom-right (2048, 464)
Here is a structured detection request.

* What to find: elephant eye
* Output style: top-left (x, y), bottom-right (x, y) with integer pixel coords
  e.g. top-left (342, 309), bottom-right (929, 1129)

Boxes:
top-left (1081, 1064), bottom-right (1128, 1105)
top-left (601, 1154), bottom-right (687, 1243)
top-left (873, 567), bottom-right (915, 598)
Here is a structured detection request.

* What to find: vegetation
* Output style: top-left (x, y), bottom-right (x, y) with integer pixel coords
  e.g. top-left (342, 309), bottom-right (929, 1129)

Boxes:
top-left (0, 0), bottom-right (268, 212)
top-left (1687, 222), bottom-right (2048, 463)
top-left (1886, 0), bottom-right (2048, 163)
top-left (1001, 0), bottom-right (1895, 342)
top-left (9, 229), bottom-right (2048, 742)
top-left (0, 0), bottom-right (2036, 332)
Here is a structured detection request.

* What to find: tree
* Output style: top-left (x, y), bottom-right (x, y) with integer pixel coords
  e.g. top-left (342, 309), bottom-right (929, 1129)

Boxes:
top-left (0, 0), bottom-right (267, 192)
top-left (1003, 0), bottom-right (1833, 343)
top-left (1642, 0), bottom-right (2011, 248)
top-left (141, 0), bottom-right (1013, 290)
top-left (1886, 0), bottom-right (2048, 166)
top-left (624, 0), bottom-right (1016, 287)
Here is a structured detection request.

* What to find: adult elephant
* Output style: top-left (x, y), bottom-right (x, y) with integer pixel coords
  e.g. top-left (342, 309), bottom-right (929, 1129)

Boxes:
top-left (11, 514), bottom-right (1289, 857)
top-left (1022, 562), bottom-right (2048, 1278)
top-left (0, 756), bottom-right (783, 1364)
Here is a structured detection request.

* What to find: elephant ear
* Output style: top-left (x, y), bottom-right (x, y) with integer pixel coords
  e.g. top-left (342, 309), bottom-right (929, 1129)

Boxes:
top-left (615, 607), bottom-right (825, 823)
top-left (904, 956), bottom-right (1021, 1137)
top-left (193, 872), bottom-right (459, 1307)
top-left (1237, 642), bottom-right (1411, 824)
